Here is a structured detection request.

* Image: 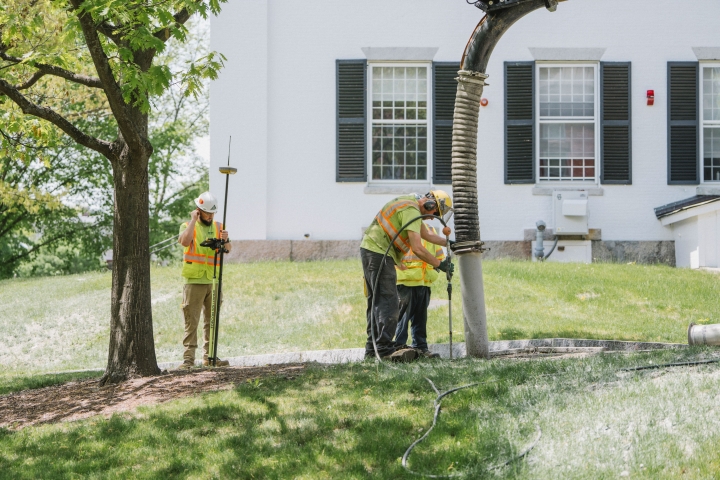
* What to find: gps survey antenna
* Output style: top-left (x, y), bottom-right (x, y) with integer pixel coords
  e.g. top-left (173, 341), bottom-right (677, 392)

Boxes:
top-left (208, 137), bottom-right (237, 366)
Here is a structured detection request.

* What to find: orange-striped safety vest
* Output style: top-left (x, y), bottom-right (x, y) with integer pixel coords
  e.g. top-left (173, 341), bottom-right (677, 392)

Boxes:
top-left (375, 197), bottom-right (419, 256)
top-left (396, 225), bottom-right (446, 287)
top-left (181, 221), bottom-right (222, 279)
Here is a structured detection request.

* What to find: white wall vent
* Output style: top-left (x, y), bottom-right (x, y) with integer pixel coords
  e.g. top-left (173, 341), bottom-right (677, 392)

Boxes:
top-left (554, 191), bottom-right (589, 235)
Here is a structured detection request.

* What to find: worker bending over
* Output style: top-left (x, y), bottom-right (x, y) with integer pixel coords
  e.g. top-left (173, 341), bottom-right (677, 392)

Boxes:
top-left (177, 192), bottom-right (232, 369)
top-left (394, 222), bottom-right (445, 359)
top-left (360, 191), bottom-right (454, 362)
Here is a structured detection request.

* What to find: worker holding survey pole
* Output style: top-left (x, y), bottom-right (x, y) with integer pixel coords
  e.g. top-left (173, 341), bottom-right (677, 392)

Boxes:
top-left (177, 191), bottom-right (232, 369)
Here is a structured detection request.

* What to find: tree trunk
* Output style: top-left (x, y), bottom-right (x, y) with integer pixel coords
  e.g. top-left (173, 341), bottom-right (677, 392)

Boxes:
top-left (100, 146), bottom-right (160, 385)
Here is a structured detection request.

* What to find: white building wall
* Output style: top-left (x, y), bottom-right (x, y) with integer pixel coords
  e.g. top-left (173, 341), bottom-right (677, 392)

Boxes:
top-left (672, 218), bottom-right (700, 269)
top-left (210, 0), bottom-right (720, 242)
top-left (210, 0), bottom-right (268, 239)
top-left (699, 211), bottom-right (719, 268)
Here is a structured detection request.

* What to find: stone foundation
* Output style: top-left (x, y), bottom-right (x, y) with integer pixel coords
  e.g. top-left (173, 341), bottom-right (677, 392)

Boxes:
top-left (225, 240), bottom-right (361, 263)
top-left (591, 241), bottom-right (675, 266)
top-left (224, 239), bottom-right (676, 266)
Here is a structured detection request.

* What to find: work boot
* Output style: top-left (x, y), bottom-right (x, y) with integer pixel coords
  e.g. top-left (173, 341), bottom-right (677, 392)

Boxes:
top-left (203, 358), bottom-right (230, 367)
top-left (382, 348), bottom-right (418, 363)
top-left (418, 349), bottom-right (440, 359)
top-left (176, 361), bottom-right (195, 370)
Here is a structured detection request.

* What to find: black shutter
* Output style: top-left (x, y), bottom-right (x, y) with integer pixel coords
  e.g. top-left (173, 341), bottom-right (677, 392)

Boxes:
top-left (336, 60), bottom-right (366, 182)
top-left (433, 62), bottom-right (459, 185)
top-left (668, 62), bottom-right (699, 185)
top-left (600, 62), bottom-right (632, 184)
top-left (505, 62), bottom-right (535, 184)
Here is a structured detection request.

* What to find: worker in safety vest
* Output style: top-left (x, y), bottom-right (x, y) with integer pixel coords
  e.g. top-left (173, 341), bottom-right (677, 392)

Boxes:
top-left (177, 192), bottom-right (232, 369)
top-left (393, 223), bottom-right (445, 359)
top-left (360, 191), bottom-right (454, 362)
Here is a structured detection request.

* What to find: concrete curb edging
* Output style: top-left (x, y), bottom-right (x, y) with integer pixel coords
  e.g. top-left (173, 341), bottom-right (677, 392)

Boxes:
top-left (157, 338), bottom-right (687, 370)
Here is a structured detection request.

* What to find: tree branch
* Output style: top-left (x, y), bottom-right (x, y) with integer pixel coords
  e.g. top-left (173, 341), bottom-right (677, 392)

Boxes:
top-left (154, 8), bottom-right (192, 43)
top-left (0, 52), bottom-right (103, 89)
top-left (68, 0), bottom-right (144, 150)
top-left (96, 21), bottom-right (126, 47)
top-left (0, 228), bottom-right (77, 268)
top-left (0, 78), bottom-right (115, 160)
top-left (17, 71), bottom-right (44, 90)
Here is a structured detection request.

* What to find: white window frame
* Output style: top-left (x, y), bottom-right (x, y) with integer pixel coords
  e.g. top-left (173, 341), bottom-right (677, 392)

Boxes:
top-left (366, 62), bottom-right (433, 187)
top-left (535, 62), bottom-right (600, 185)
top-left (701, 62), bottom-right (720, 184)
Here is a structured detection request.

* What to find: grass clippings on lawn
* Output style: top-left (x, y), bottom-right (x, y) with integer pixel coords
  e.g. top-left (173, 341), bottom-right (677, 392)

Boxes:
top-left (0, 364), bottom-right (305, 430)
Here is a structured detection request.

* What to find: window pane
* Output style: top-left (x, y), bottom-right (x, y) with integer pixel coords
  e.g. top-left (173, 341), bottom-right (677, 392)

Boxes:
top-left (704, 67), bottom-right (720, 121)
top-left (369, 65), bottom-right (429, 180)
top-left (539, 66), bottom-right (594, 117)
top-left (370, 123), bottom-right (428, 180)
top-left (539, 123), bottom-right (595, 181)
top-left (704, 127), bottom-right (720, 181)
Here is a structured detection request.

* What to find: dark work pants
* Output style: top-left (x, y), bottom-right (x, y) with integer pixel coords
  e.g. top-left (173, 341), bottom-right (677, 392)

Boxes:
top-left (394, 285), bottom-right (431, 351)
top-left (361, 248), bottom-right (399, 358)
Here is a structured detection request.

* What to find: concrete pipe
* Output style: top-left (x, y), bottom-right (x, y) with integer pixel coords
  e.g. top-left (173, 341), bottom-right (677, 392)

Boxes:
top-left (688, 323), bottom-right (720, 346)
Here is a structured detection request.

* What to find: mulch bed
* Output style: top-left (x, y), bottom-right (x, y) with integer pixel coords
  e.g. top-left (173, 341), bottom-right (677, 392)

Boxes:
top-left (0, 364), bottom-right (306, 430)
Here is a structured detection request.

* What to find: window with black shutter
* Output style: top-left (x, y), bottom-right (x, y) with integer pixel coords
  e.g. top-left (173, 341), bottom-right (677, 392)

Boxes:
top-left (667, 62), bottom-right (699, 185)
top-left (505, 62), bottom-right (535, 184)
top-left (336, 60), bottom-right (366, 182)
top-left (600, 62), bottom-right (632, 184)
top-left (433, 62), bottom-right (459, 185)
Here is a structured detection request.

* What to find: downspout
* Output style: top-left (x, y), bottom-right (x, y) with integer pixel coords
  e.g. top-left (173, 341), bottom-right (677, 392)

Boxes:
top-left (451, 0), bottom-right (564, 358)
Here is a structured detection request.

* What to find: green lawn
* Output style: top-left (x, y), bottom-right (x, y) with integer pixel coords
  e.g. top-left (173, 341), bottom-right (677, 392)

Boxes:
top-left (2, 349), bottom-right (720, 479)
top-left (2, 261), bottom-right (720, 478)
top-left (0, 260), bottom-right (718, 376)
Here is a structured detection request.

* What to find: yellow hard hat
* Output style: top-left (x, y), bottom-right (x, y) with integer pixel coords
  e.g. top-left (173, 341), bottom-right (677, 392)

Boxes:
top-left (429, 190), bottom-right (453, 217)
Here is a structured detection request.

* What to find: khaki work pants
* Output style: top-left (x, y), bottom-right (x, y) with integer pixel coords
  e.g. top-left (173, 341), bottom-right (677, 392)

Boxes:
top-left (181, 283), bottom-right (219, 363)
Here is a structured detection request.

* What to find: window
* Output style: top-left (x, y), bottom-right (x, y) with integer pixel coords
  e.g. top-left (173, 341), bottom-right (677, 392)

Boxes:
top-left (505, 61), bottom-right (630, 185)
top-left (337, 60), bottom-right (457, 185)
top-left (703, 64), bottom-right (720, 182)
top-left (369, 64), bottom-right (430, 182)
top-left (537, 65), bottom-right (598, 182)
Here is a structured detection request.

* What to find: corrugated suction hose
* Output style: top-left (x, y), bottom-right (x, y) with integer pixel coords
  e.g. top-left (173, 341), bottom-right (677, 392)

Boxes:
top-left (451, 71), bottom-right (488, 243)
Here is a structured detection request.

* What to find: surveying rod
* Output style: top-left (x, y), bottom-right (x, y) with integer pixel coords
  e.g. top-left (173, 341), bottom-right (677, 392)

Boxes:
top-left (443, 225), bottom-right (453, 360)
top-left (209, 137), bottom-right (237, 366)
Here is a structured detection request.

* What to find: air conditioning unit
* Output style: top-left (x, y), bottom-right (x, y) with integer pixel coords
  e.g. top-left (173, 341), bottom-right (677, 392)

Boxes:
top-left (554, 191), bottom-right (588, 235)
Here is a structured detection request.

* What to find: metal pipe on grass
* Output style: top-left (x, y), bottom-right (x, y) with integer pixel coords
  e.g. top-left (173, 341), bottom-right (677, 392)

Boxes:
top-left (688, 323), bottom-right (720, 346)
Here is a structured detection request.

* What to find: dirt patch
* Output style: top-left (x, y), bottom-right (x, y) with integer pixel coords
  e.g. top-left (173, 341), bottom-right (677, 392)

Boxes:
top-left (0, 364), bottom-right (306, 430)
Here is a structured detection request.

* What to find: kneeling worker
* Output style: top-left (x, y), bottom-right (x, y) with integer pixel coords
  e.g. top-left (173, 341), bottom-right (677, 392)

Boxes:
top-left (178, 192), bottom-right (232, 368)
top-left (394, 222), bottom-right (445, 359)
top-left (360, 191), bottom-right (454, 361)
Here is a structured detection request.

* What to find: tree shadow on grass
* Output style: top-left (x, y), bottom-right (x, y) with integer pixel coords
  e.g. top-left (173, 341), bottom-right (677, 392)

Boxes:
top-left (0, 364), bottom-right (521, 480)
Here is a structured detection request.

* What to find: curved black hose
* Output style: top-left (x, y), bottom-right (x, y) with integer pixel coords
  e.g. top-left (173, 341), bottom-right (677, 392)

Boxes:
top-left (542, 236), bottom-right (559, 261)
top-left (368, 214), bottom-right (449, 362)
top-left (402, 378), bottom-right (542, 477)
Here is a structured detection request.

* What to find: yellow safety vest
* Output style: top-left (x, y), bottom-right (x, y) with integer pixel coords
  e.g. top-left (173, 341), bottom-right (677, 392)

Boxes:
top-left (181, 220), bottom-right (223, 279)
top-left (396, 225), bottom-right (446, 287)
top-left (374, 197), bottom-right (419, 257)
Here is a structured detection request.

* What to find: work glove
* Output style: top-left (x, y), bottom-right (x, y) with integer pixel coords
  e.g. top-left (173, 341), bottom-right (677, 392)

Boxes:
top-left (436, 258), bottom-right (454, 275)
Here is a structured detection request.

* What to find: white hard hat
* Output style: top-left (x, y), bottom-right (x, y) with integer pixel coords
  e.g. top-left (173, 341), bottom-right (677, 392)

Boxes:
top-left (194, 192), bottom-right (218, 213)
